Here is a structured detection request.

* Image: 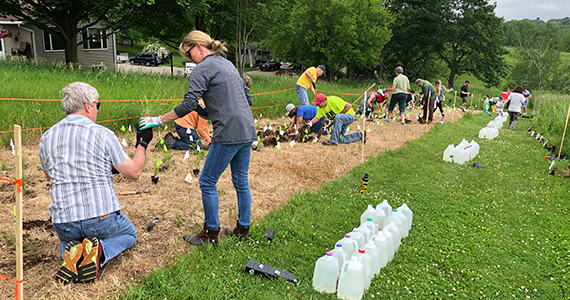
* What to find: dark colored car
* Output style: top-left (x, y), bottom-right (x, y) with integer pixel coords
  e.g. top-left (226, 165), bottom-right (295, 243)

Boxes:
top-left (259, 60), bottom-right (280, 71)
top-left (129, 53), bottom-right (161, 66)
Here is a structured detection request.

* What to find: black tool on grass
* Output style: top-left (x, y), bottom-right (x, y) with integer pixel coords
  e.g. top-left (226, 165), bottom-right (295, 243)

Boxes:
top-left (265, 228), bottom-right (275, 241)
top-left (473, 163), bottom-right (483, 168)
top-left (245, 259), bottom-right (297, 283)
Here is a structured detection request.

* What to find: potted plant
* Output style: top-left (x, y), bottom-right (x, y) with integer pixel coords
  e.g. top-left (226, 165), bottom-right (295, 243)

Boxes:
top-left (152, 158), bottom-right (162, 184)
top-left (193, 150), bottom-right (206, 176)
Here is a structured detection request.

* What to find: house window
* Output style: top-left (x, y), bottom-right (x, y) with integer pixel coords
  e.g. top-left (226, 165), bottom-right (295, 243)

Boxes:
top-left (82, 28), bottom-right (107, 50)
top-left (43, 29), bottom-right (65, 51)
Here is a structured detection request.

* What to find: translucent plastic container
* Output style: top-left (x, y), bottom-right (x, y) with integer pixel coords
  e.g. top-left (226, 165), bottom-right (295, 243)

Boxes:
top-left (453, 147), bottom-right (470, 164)
top-left (457, 139), bottom-right (469, 148)
top-left (349, 229), bottom-right (365, 248)
top-left (360, 205), bottom-right (379, 225)
top-left (312, 252), bottom-right (339, 293)
top-left (396, 210), bottom-right (409, 238)
top-left (478, 127), bottom-right (489, 139)
top-left (372, 231), bottom-right (391, 268)
top-left (486, 127), bottom-right (499, 139)
top-left (361, 217), bottom-right (378, 236)
top-left (469, 140), bottom-right (480, 157)
top-left (375, 207), bottom-right (387, 230)
top-left (383, 208), bottom-right (403, 229)
top-left (487, 120), bottom-right (498, 128)
top-left (337, 257), bottom-right (365, 300)
top-left (353, 249), bottom-right (372, 290)
top-left (397, 203), bottom-right (413, 230)
top-left (376, 200), bottom-right (392, 220)
top-left (336, 234), bottom-right (359, 258)
top-left (386, 222), bottom-right (402, 252)
top-left (357, 224), bottom-right (372, 244)
top-left (381, 228), bottom-right (396, 262)
top-left (330, 244), bottom-right (349, 273)
top-left (363, 241), bottom-right (382, 276)
top-left (443, 144), bottom-right (455, 162)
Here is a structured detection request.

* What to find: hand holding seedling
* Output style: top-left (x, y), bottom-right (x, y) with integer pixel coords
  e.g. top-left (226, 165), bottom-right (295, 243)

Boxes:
top-left (139, 116), bottom-right (163, 130)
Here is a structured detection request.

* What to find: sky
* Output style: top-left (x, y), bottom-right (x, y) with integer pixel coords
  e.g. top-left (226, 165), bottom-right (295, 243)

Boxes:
top-left (491, 0), bottom-right (570, 21)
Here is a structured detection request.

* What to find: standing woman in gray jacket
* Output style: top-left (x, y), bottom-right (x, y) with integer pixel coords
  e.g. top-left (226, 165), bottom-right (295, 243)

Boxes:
top-left (139, 30), bottom-right (257, 245)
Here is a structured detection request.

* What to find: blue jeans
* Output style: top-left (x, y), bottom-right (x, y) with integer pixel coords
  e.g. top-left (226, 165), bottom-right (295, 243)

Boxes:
top-left (52, 211), bottom-right (136, 266)
top-left (296, 84), bottom-right (309, 106)
top-left (310, 117), bottom-right (327, 135)
top-left (388, 93), bottom-right (407, 114)
top-left (330, 114), bottom-right (361, 144)
top-left (171, 123), bottom-right (202, 150)
top-left (198, 142), bottom-right (253, 229)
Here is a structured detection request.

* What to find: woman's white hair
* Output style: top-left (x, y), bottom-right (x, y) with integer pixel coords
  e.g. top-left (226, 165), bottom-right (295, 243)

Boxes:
top-left (61, 82), bottom-right (99, 115)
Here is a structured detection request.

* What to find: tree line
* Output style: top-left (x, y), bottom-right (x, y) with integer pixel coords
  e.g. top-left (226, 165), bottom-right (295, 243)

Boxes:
top-left (1, 0), bottom-right (569, 93)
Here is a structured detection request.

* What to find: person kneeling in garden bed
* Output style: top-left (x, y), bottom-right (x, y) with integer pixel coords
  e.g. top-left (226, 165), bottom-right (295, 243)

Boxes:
top-left (39, 82), bottom-right (152, 284)
top-left (160, 99), bottom-right (212, 150)
top-left (309, 93), bottom-right (363, 146)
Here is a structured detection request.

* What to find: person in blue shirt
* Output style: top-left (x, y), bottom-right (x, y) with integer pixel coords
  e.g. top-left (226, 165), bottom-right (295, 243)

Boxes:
top-left (285, 103), bottom-right (328, 137)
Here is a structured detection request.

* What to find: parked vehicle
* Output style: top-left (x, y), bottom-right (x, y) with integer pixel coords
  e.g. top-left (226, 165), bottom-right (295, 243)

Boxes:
top-left (280, 61), bottom-right (295, 70)
top-left (129, 53), bottom-right (161, 66)
top-left (259, 60), bottom-right (280, 71)
top-left (116, 52), bottom-right (129, 63)
top-left (275, 69), bottom-right (297, 77)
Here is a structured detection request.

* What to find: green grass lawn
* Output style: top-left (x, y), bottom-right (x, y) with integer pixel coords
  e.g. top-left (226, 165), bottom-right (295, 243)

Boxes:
top-left (121, 114), bottom-right (569, 299)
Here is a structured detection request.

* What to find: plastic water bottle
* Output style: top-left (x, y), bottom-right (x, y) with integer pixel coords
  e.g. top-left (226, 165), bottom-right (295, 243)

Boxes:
top-left (349, 228), bottom-right (365, 248)
top-left (397, 203), bottom-right (413, 230)
top-left (357, 224), bottom-right (372, 243)
top-left (372, 231), bottom-right (391, 268)
top-left (353, 249), bottom-right (373, 290)
top-left (363, 241), bottom-right (382, 275)
top-left (381, 227), bottom-right (396, 262)
top-left (360, 205), bottom-right (379, 225)
top-left (337, 257), bottom-right (365, 300)
top-left (377, 200), bottom-right (392, 220)
top-left (313, 252), bottom-right (339, 293)
top-left (336, 234), bottom-right (359, 258)
top-left (359, 173), bottom-right (369, 194)
top-left (387, 222), bottom-right (402, 252)
top-left (330, 244), bottom-right (349, 274)
top-left (443, 144), bottom-right (455, 162)
top-left (375, 207), bottom-right (387, 230)
top-left (396, 210), bottom-right (409, 238)
top-left (361, 217), bottom-right (378, 236)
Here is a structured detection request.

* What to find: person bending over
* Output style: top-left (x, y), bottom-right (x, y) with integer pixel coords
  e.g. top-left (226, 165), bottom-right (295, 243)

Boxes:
top-left (309, 93), bottom-right (363, 146)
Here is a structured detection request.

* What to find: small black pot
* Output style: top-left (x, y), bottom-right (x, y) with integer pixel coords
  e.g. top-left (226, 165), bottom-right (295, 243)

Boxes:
top-left (192, 169), bottom-right (201, 176)
top-left (151, 175), bottom-right (159, 185)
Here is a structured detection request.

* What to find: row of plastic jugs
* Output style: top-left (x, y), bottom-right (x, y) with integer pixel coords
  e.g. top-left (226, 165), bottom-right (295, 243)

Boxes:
top-left (443, 139), bottom-right (480, 164)
top-left (313, 201), bottom-right (413, 300)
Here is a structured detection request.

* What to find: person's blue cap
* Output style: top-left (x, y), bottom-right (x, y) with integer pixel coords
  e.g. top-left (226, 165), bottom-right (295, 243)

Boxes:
top-left (465, 80), bottom-right (470, 84)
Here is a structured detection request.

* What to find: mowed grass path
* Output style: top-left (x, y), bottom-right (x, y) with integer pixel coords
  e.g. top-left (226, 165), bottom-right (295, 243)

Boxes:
top-left (122, 114), bottom-right (569, 299)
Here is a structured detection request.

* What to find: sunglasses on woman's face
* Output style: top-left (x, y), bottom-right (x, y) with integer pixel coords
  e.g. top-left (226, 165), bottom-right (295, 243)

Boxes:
top-left (186, 43), bottom-right (196, 58)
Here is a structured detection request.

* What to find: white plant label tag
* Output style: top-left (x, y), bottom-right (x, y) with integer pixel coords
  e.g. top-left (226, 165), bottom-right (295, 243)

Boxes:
top-left (357, 125), bottom-right (361, 131)
top-left (264, 125), bottom-right (268, 132)
top-left (377, 121), bottom-right (380, 125)
top-left (197, 145), bottom-right (201, 151)
top-left (255, 119), bottom-right (258, 124)
top-left (367, 127), bottom-right (371, 133)
top-left (184, 150), bottom-right (190, 160)
top-left (121, 138), bottom-right (128, 147)
top-left (189, 135), bottom-right (193, 141)
top-left (312, 137), bottom-right (318, 143)
top-left (268, 125), bottom-right (273, 131)
top-left (10, 139), bottom-right (15, 156)
top-left (260, 113), bottom-right (262, 118)
top-left (280, 130), bottom-right (285, 136)
top-left (289, 140), bottom-right (295, 147)
top-left (187, 128), bottom-right (192, 134)
top-left (347, 127), bottom-right (350, 131)
top-left (549, 161), bottom-right (556, 173)
top-left (185, 172), bottom-right (193, 183)
top-left (128, 125), bottom-right (132, 132)
top-left (307, 121), bottom-right (312, 127)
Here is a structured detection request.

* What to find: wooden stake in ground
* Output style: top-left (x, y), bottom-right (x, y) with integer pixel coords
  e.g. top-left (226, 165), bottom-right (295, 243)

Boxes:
top-left (557, 104), bottom-right (570, 159)
top-left (362, 91), bottom-right (367, 163)
top-left (14, 124), bottom-right (23, 300)
top-left (350, 83), bottom-right (376, 106)
top-left (452, 90), bottom-right (457, 122)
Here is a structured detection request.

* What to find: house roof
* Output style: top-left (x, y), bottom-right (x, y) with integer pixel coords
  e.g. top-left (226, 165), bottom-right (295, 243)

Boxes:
top-left (0, 16), bottom-right (23, 25)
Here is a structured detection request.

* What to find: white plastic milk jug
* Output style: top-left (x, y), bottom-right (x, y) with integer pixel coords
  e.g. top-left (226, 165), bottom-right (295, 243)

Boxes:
top-left (383, 208), bottom-right (403, 229)
top-left (330, 244), bottom-right (349, 273)
top-left (361, 217), bottom-right (378, 236)
top-left (377, 200), bottom-right (392, 220)
top-left (375, 207), bottom-right (387, 230)
top-left (372, 231), bottom-right (391, 268)
top-left (353, 250), bottom-right (373, 290)
top-left (387, 222), bottom-right (402, 252)
top-left (443, 144), bottom-right (455, 162)
top-left (360, 205), bottom-right (379, 225)
top-left (479, 127), bottom-right (489, 139)
top-left (363, 241), bottom-right (382, 276)
top-left (349, 228), bottom-right (365, 248)
top-left (336, 234), bottom-right (359, 258)
top-left (312, 252), bottom-right (339, 293)
top-left (337, 257), bottom-right (365, 300)
top-left (357, 224), bottom-right (372, 243)
top-left (396, 210), bottom-right (409, 238)
top-left (397, 203), bottom-right (413, 230)
top-left (381, 227), bottom-right (396, 262)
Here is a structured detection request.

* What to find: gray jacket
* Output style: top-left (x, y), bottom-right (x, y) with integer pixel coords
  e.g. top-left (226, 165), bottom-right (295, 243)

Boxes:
top-left (174, 54), bottom-right (256, 145)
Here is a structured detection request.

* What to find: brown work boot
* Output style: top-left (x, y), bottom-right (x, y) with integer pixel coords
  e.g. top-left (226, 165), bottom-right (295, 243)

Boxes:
top-left (224, 221), bottom-right (250, 241)
top-left (183, 224), bottom-right (219, 246)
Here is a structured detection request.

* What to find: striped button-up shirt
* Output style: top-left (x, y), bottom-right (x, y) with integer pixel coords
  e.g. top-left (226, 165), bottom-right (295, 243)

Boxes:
top-left (39, 114), bottom-right (128, 223)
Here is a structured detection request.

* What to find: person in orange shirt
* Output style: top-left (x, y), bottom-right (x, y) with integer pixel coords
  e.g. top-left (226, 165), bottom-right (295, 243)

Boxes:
top-left (162, 100), bottom-right (211, 150)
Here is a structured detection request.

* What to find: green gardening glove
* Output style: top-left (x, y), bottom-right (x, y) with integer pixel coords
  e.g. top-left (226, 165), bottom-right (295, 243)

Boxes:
top-left (138, 116), bottom-right (163, 130)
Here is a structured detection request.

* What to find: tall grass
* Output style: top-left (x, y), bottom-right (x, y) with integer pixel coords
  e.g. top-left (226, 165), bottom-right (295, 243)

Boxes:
top-left (531, 93), bottom-right (570, 155)
top-left (0, 61), bottom-right (374, 145)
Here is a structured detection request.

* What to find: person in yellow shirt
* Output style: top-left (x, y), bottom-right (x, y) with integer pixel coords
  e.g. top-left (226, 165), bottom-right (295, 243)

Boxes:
top-left (309, 93), bottom-right (363, 146)
top-left (295, 65), bottom-right (325, 106)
